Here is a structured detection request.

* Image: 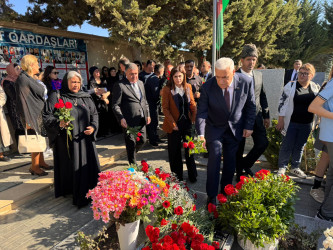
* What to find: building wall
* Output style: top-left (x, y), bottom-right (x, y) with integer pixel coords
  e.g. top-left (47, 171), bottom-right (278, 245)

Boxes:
top-left (0, 21), bottom-right (196, 70)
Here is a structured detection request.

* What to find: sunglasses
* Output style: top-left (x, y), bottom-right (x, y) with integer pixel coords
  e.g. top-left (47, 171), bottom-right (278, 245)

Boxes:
top-left (52, 71), bottom-right (59, 75)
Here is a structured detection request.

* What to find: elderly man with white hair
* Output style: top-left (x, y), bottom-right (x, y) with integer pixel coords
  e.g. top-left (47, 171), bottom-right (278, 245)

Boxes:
top-left (196, 57), bottom-right (256, 205)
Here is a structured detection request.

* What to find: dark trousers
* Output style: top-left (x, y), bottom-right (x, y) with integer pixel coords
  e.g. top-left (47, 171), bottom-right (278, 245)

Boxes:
top-left (147, 104), bottom-right (159, 143)
top-left (124, 121), bottom-right (146, 164)
top-left (236, 113), bottom-right (268, 176)
top-left (167, 128), bottom-right (197, 181)
top-left (206, 128), bottom-right (239, 198)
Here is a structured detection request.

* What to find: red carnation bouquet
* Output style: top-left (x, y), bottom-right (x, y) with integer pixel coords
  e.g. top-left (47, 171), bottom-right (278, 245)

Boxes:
top-left (183, 136), bottom-right (207, 156)
top-left (54, 99), bottom-right (75, 154)
top-left (126, 126), bottom-right (142, 142)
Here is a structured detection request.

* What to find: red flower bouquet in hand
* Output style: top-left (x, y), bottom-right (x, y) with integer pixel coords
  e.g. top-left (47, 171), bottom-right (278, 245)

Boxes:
top-left (54, 99), bottom-right (75, 154)
top-left (183, 136), bottom-right (207, 156)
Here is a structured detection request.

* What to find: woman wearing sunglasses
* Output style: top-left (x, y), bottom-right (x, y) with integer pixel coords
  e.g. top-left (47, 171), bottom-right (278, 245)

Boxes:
top-left (42, 66), bottom-right (60, 95)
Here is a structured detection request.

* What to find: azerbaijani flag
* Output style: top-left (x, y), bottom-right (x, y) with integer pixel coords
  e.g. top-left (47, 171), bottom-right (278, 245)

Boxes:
top-left (216, 0), bottom-right (230, 50)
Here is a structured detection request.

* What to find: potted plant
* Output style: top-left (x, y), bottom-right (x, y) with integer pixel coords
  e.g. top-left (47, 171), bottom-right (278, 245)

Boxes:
top-left (216, 169), bottom-right (299, 250)
top-left (86, 168), bottom-right (163, 250)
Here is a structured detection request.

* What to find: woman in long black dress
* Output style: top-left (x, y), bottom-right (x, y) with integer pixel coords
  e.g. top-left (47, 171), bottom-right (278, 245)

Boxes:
top-left (88, 66), bottom-right (109, 137)
top-left (43, 71), bottom-right (100, 207)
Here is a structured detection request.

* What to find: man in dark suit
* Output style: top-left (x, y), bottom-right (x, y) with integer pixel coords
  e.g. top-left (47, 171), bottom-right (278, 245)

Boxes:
top-left (145, 64), bottom-right (165, 146)
top-left (112, 63), bottom-right (151, 164)
top-left (284, 59), bottom-right (302, 85)
top-left (196, 57), bottom-right (256, 205)
top-left (235, 44), bottom-right (270, 181)
top-left (199, 61), bottom-right (213, 83)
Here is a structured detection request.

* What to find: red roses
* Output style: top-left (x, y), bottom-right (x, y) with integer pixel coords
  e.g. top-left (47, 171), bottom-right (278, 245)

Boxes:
top-left (183, 141), bottom-right (195, 149)
top-left (217, 194), bottom-right (227, 204)
top-left (255, 169), bottom-right (271, 180)
top-left (174, 206), bottom-right (183, 215)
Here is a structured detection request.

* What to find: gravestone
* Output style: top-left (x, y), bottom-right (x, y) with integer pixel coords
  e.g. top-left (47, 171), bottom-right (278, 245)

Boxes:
top-left (257, 69), bottom-right (285, 120)
top-left (312, 72), bottom-right (326, 86)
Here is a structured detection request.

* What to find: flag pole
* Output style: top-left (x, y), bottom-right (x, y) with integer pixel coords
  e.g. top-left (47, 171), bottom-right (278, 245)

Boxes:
top-left (212, 0), bottom-right (217, 76)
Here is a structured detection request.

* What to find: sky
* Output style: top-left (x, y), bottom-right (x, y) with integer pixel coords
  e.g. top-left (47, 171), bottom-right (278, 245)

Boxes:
top-left (7, 0), bottom-right (109, 37)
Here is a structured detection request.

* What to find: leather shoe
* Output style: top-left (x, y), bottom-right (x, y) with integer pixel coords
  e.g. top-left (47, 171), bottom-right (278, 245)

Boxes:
top-left (207, 196), bottom-right (216, 207)
top-left (40, 165), bottom-right (54, 170)
top-left (149, 141), bottom-right (159, 147)
top-left (156, 138), bottom-right (164, 143)
top-left (244, 167), bottom-right (254, 177)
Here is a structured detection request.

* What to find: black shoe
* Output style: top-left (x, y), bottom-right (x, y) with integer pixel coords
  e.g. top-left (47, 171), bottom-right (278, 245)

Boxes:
top-left (149, 141), bottom-right (159, 147)
top-left (244, 167), bottom-right (254, 177)
top-left (0, 156), bottom-right (11, 162)
top-left (156, 138), bottom-right (164, 143)
top-left (207, 196), bottom-right (216, 206)
top-left (315, 210), bottom-right (333, 222)
top-left (189, 176), bottom-right (197, 183)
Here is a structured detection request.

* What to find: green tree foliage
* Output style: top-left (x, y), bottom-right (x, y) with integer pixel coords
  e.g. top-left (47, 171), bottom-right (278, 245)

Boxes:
top-left (221, 0), bottom-right (301, 65)
top-left (273, 0), bottom-right (329, 68)
top-left (22, 0), bottom-right (93, 29)
top-left (0, 0), bottom-right (19, 21)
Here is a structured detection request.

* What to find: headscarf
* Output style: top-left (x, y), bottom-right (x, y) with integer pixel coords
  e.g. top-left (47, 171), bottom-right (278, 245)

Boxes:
top-left (60, 72), bottom-right (91, 99)
top-left (1, 63), bottom-right (21, 86)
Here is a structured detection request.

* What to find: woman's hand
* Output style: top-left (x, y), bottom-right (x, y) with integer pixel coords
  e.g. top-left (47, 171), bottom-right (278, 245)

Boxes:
top-left (173, 126), bottom-right (179, 131)
top-left (276, 117), bottom-right (284, 131)
top-left (59, 120), bottom-right (70, 129)
top-left (84, 126), bottom-right (95, 135)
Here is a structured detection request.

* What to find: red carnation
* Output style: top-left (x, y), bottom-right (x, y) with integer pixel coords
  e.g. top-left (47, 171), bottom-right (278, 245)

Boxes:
top-left (255, 169), bottom-right (271, 180)
top-left (192, 204), bottom-right (196, 211)
top-left (207, 203), bottom-right (216, 213)
top-left (212, 241), bottom-right (220, 249)
top-left (59, 102), bottom-right (65, 108)
top-left (188, 141), bottom-right (195, 149)
top-left (142, 247), bottom-right (150, 250)
top-left (59, 99), bottom-right (64, 103)
top-left (141, 165), bottom-right (149, 173)
top-left (183, 142), bottom-right (188, 148)
top-left (136, 137), bottom-right (140, 142)
top-left (217, 194), bottom-right (227, 204)
top-left (224, 184), bottom-right (237, 196)
top-left (162, 200), bottom-right (171, 208)
top-left (214, 211), bottom-right (219, 218)
top-left (155, 168), bottom-right (161, 175)
top-left (137, 132), bottom-right (142, 137)
top-left (161, 218), bottom-right (169, 226)
top-left (174, 206), bottom-right (183, 215)
top-left (54, 103), bottom-right (60, 109)
top-left (240, 176), bottom-right (250, 183)
top-left (171, 223), bottom-right (178, 230)
top-left (163, 235), bottom-right (174, 245)
top-left (65, 102), bottom-right (72, 109)
top-left (235, 181), bottom-right (244, 190)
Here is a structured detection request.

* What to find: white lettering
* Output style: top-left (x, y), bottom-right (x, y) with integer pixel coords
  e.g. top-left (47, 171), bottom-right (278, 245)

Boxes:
top-left (44, 36), bottom-right (51, 46)
top-left (50, 37), bottom-right (57, 47)
top-left (35, 35), bottom-right (43, 45)
top-left (56, 38), bottom-right (63, 47)
top-left (27, 34), bottom-right (35, 44)
top-left (68, 40), bottom-right (75, 48)
top-left (74, 40), bottom-right (77, 49)
top-left (0, 31), bottom-right (4, 41)
top-left (63, 39), bottom-right (69, 48)
top-left (19, 33), bottom-right (27, 43)
top-left (8, 32), bottom-right (18, 42)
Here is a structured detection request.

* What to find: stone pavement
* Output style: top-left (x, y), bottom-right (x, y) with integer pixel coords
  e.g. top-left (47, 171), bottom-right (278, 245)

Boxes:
top-left (0, 135), bottom-right (331, 249)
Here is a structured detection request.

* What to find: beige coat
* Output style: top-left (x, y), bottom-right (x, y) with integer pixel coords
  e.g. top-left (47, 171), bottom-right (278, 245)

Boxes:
top-left (0, 86), bottom-right (13, 147)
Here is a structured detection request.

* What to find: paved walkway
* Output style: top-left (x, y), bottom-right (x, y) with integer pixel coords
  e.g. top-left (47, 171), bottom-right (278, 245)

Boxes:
top-left (0, 133), bottom-right (329, 249)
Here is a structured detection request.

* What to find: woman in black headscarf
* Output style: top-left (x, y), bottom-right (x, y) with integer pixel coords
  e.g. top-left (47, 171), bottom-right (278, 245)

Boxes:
top-left (43, 71), bottom-right (100, 207)
top-left (16, 55), bottom-right (51, 176)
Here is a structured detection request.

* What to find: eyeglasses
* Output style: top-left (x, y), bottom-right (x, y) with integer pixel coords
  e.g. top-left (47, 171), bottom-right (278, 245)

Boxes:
top-left (299, 72), bottom-right (310, 77)
top-left (52, 71), bottom-right (59, 75)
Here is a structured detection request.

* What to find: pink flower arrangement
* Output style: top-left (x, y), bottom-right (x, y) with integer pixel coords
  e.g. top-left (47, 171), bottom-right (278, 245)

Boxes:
top-left (86, 169), bottom-right (162, 223)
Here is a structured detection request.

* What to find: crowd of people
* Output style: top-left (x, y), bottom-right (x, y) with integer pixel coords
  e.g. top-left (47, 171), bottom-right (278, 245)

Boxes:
top-left (0, 45), bottom-right (333, 222)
